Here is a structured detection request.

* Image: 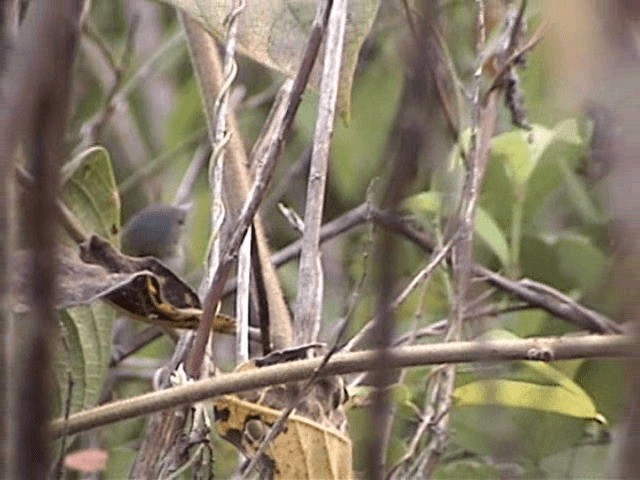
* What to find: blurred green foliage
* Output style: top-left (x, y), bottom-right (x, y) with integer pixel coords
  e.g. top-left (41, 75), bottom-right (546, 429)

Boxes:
top-left (52, 1), bottom-right (626, 478)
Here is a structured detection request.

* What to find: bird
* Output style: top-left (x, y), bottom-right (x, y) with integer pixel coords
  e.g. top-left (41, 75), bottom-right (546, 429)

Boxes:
top-left (121, 203), bottom-right (190, 272)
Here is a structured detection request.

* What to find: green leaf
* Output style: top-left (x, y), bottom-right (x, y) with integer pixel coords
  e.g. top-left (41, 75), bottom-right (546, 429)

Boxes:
top-left (54, 146), bottom-right (120, 418)
top-left (452, 328), bottom-right (602, 461)
top-left (474, 207), bottom-right (510, 268)
top-left (523, 119), bottom-right (588, 222)
top-left (491, 129), bottom-right (534, 190)
top-left (61, 146), bottom-right (121, 246)
top-left (457, 376), bottom-right (595, 418)
top-left (56, 304), bottom-right (114, 413)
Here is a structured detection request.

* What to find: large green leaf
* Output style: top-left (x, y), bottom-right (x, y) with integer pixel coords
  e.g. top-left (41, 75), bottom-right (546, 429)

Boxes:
top-left (54, 146), bottom-right (120, 417)
top-left (451, 329), bottom-right (604, 462)
top-left (453, 379), bottom-right (599, 420)
top-left (164, 0), bottom-right (381, 114)
top-left (54, 303), bottom-right (114, 414)
top-left (491, 129), bottom-right (536, 191)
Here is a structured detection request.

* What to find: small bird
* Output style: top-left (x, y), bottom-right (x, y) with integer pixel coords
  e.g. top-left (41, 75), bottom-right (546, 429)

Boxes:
top-left (121, 203), bottom-right (189, 271)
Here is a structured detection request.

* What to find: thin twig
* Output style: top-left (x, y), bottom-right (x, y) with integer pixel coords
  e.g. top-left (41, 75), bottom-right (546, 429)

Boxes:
top-left (422, 1), bottom-right (490, 474)
top-left (267, 204), bottom-right (621, 336)
top-left (77, 17), bottom-right (138, 150)
top-left (344, 235), bottom-right (458, 353)
top-left (261, 145), bottom-right (312, 214)
top-left (109, 326), bottom-right (164, 367)
top-left (117, 30), bottom-right (184, 105)
top-left (483, 20), bottom-right (546, 103)
top-left (200, 0), bottom-right (244, 309)
top-left (236, 229), bottom-right (251, 363)
top-left (118, 128), bottom-right (207, 196)
top-left (172, 142), bottom-right (211, 207)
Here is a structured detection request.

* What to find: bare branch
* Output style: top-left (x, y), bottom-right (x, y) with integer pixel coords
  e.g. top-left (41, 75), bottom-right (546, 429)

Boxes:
top-left (50, 334), bottom-right (638, 439)
top-left (294, 0), bottom-right (347, 345)
top-left (0, 1), bottom-right (81, 477)
top-left (188, 0), bottom-right (334, 376)
top-left (265, 204), bottom-right (621, 335)
top-left (422, 1), bottom-right (495, 474)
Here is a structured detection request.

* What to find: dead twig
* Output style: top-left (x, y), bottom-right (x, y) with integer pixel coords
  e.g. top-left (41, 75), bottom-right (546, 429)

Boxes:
top-left (422, 1), bottom-right (494, 475)
top-left (293, 0), bottom-right (347, 345)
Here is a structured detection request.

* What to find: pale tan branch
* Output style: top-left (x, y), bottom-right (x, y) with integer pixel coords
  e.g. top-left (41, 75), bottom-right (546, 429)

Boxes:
top-left (50, 334), bottom-right (637, 438)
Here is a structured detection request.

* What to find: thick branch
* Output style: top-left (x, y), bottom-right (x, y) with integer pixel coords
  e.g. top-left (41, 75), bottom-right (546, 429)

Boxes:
top-left (50, 334), bottom-right (637, 438)
top-left (0, 1), bottom-right (81, 478)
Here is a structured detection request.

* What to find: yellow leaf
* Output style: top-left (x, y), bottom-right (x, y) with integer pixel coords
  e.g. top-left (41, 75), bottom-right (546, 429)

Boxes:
top-left (214, 395), bottom-right (353, 479)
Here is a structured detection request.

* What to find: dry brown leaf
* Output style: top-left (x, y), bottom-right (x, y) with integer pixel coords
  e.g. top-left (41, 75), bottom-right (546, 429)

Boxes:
top-left (165, 0), bottom-right (381, 114)
top-left (215, 395), bottom-right (352, 479)
top-left (214, 350), bottom-right (352, 479)
top-left (10, 236), bottom-right (236, 333)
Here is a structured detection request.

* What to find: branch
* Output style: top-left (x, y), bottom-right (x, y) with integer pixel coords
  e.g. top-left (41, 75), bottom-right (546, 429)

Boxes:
top-left (0, 1), bottom-right (81, 477)
top-left (50, 334), bottom-right (638, 438)
top-left (422, 1), bottom-right (497, 474)
top-left (268, 204), bottom-right (621, 336)
top-left (189, 0), bottom-right (333, 375)
top-left (187, 0), bottom-right (244, 379)
top-left (293, 0), bottom-right (346, 345)
top-left (180, 9), bottom-right (294, 358)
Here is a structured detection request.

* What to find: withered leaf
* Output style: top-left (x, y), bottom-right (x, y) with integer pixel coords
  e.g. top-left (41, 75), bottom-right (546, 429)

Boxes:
top-left (11, 235), bottom-right (236, 334)
top-left (214, 349), bottom-right (351, 479)
top-left (166, 0), bottom-right (381, 115)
